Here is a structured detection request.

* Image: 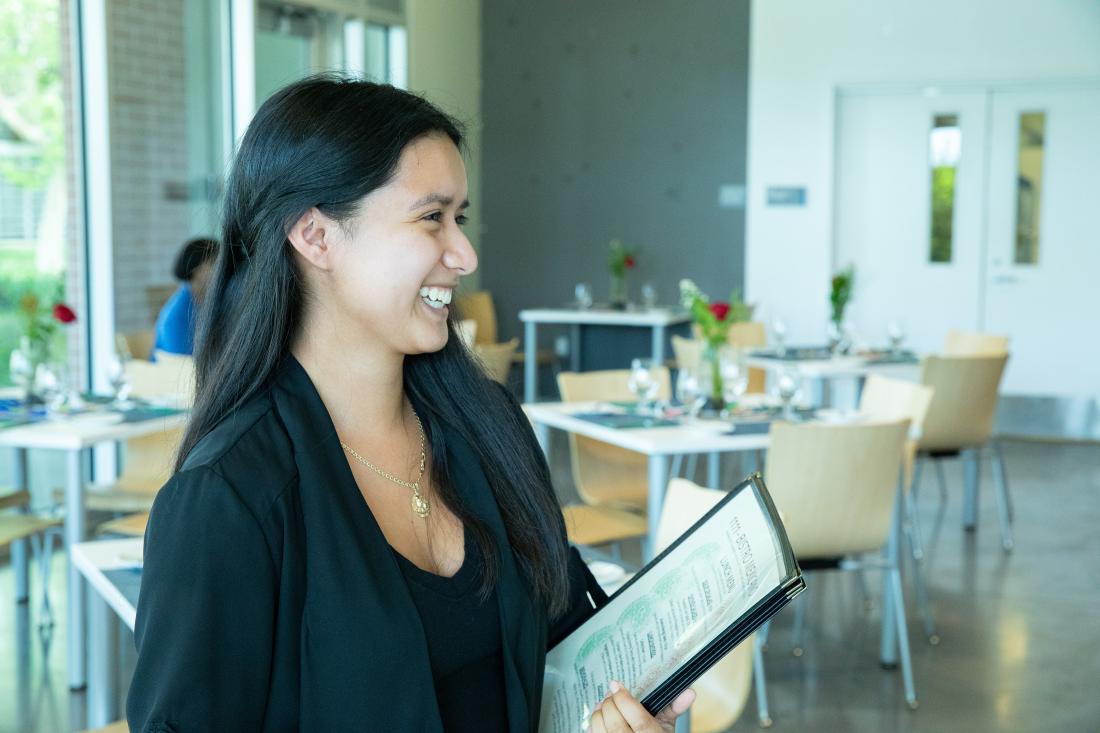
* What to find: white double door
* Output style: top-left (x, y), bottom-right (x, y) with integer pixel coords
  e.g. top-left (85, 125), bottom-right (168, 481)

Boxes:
top-left (835, 84), bottom-right (1100, 397)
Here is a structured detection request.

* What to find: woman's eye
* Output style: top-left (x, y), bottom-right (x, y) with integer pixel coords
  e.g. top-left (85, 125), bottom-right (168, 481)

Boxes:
top-left (456, 214), bottom-right (469, 226)
top-left (423, 211), bottom-right (443, 223)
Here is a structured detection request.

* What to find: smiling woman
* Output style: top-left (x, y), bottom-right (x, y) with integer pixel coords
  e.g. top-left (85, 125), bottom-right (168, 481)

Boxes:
top-left (123, 74), bottom-right (692, 733)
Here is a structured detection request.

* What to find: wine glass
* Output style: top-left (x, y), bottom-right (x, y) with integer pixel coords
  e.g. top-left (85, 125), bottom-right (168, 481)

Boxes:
top-left (774, 368), bottom-right (800, 421)
top-left (9, 344), bottom-right (34, 401)
top-left (771, 318), bottom-right (788, 357)
top-left (675, 368), bottom-right (703, 419)
top-left (719, 350), bottom-right (749, 414)
top-left (887, 320), bottom-right (906, 354)
top-left (574, 283), bottom-right (593, 309)
top-left (628, 358), bottom-right (660, 414)
top-left (640, 283), bottom-right (658, 309)
top-left (107, 334), bottom-right (134, 408)
top-left (35, 363), bottom-right (64, 416)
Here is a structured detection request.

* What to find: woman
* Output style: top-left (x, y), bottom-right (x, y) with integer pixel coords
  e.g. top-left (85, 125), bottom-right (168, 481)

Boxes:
top-left (127, 74), bottom-right (693, 732)
top-left (152, 237), bottom-right (218, 356)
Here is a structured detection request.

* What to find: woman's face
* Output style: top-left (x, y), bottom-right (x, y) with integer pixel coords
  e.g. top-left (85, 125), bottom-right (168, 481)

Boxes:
top-left (320, 133), bottom-right (477, 356)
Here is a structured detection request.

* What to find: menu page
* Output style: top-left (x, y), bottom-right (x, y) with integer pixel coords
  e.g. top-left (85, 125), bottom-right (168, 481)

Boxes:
top-left (540, 487), bottom-right (784, 733)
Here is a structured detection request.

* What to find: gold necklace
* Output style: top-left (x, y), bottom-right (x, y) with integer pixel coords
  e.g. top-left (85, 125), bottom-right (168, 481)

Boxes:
top-left (341, 410), bottom-right (431, 518)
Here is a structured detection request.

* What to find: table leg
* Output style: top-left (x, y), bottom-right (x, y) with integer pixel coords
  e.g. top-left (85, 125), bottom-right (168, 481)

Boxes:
top-left (533, 421), bottom-right (551, 457)
top-left (570, 324), bottom-right (581, 372)
top-left (652, 325), bottom-right (667, 367)
top-left (66, 448), bottom-right (87, 689)
top-left (524, 321), bottom-right (538, 403)
top-left (879, 481), bottom-right (903, 667)
top-left (707, 452), bottom-right (720, 489)
top-left (646, 455), bottom-right (670, 561)
top-left (87, 592), bottom-right (119, 727)
top-left (12, 448), bottom-right (29, 602)
top-left (962, 448), bottom-right (980, 530)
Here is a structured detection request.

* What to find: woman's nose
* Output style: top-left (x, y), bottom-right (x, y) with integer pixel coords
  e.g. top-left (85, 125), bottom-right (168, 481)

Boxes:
top-left (443, 227), bottom-right (478, 275)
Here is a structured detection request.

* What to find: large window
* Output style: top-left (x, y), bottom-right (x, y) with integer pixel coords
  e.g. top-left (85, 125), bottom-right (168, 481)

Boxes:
top-left (928, 114), bottom-right (961, 264)
top-left (1013, 111), bottom-right (1045, 265)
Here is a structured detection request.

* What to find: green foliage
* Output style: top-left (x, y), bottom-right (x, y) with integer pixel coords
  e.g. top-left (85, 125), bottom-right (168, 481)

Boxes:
top-left (930, 166), bottom-right (955, 263)
top-left (607, 238), bottom-right (638, 277)
top-left (0, 0), bottom-right (64, 189)
top-left (679, 279), bottom-right (750, 349)
top-left (829, 266), bottom-right (855, 325)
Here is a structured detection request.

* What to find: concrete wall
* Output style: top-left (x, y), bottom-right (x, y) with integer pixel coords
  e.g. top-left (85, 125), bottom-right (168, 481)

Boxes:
top-left (480, 1), bottom-right (751, 346)
top-left (746, 0), bottom-right (1100, 343)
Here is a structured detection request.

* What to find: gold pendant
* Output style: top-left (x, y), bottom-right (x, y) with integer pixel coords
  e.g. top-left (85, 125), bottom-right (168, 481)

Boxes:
top-left (411, 490), bottom-right (431, 518)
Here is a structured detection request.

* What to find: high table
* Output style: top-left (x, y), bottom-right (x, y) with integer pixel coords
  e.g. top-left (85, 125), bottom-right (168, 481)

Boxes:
top-left (743, 350), bottom-right (922, 408)
top-left (518, 307), bottom-right (692, 402)
top-left (523, 401), bottom-right (769, 558)
top-left (0, 410), bottom-right (187, 689)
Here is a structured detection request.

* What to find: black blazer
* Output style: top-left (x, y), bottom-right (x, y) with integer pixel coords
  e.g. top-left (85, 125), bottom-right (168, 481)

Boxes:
top-left (127, 356), bottom-right (606, 732)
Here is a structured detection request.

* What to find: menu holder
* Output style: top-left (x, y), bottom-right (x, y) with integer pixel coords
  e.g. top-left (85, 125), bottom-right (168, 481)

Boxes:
top-left (540, 474), bottom-right (804, 732)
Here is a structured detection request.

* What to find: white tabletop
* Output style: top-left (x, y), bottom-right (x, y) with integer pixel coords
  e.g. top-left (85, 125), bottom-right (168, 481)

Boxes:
top-left (744, 352), bottom-right (922, 380)
top-left (523, 401), bottom-right (771, 455)
top-left (0, 410), bottom-right (187, 451)
top-left (72, 538), bottom-right (143, 630)
top-left (519, 307), bottom-right (692, 327)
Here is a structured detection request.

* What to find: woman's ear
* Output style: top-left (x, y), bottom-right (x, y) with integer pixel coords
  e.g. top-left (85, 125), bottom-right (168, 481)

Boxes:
top-left (287, 206), bottom-right (335, 270)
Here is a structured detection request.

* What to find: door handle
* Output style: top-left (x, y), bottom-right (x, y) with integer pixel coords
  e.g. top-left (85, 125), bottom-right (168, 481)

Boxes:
top-left (991, 274), bottom-right (1018, 285)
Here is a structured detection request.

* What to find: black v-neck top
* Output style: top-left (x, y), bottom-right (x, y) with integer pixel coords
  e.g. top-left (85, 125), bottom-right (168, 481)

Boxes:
top-left (395, 528), bottom-right (508, 732)
top-left (127, 355), bottom-right (609, 732)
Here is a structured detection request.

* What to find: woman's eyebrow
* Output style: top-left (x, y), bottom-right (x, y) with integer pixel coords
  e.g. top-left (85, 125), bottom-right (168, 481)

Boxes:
top-left (408, 193), bottom-right (470, 211)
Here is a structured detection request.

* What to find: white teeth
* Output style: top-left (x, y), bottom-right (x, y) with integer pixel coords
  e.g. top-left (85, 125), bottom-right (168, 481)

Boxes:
top-left (419, 287), bottom-right (429, 297)
top-left (441, 289), bottom-right (452, 305)
top-left (419, 286), bottom-right (453, 307)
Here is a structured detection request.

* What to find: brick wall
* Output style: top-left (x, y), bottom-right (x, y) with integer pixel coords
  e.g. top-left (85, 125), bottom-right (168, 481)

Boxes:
top-left (108, 0), bottom-right (191, 334)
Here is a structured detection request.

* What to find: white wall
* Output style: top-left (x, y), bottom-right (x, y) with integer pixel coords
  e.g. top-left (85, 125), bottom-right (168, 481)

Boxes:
top-left (407, 0), bottom-right (482, 290)
top-left (745, 0), bottom-right (1100, 343)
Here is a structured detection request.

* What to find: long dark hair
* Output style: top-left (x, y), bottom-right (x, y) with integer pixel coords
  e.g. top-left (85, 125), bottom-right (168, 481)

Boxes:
top-left (177, 74), bottom-right (570, 617)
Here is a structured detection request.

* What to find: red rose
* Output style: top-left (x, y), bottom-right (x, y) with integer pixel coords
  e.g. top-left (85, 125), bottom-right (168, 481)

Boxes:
top-left (623, 256), bottom-right (636, 269)
top-left (709, 302), bottom-right (730, 320)
top-left (53, 303), bottom-right (77, 324)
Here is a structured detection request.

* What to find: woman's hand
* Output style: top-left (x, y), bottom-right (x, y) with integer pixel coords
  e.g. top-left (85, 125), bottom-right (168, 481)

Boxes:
top-left (589, 680), bottom-right (695, 733)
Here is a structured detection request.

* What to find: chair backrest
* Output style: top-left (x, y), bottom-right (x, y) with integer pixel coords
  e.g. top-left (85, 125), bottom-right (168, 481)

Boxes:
top-left (944, 330), bottom-right (1009, 356)
top-left (455, 290), bottom-right (497, 345)
top-left (129, 354), bottom-right (196, 406)
top-left (919, 354), bottom-right (1008, 450)
top-left (557, 368), bottom-right (671, 508)
top-left (764, 419), bottom-right (910, 558)
top-left (671, 335), bottom-right (704, 372)
top-left (116, 425), bottom-right (185, 493)
top-left (656, 478), bottom-right (752, 733)
top-left (122, 330), bottom-right (156, 361)
top-left (457, 319), bottom-right (478, 349)
top-left (0, 490), bottom-right (31, 512)
top-left (859, 375), bottom-right (934, 488)
top-left (473, 338), bottom-right (518, 385)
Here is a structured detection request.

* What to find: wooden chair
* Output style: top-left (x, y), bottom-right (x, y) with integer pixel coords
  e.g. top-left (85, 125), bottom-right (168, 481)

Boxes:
top-left (556, 369), bottom-right (671, 552)
top-left (456, 289), bottom-right (557, 370)
top-left (97, 512), bottom-right (150, 538)
top-left (63, 426), bottom-right (183, 514)
top-left (121, 330), bottom-right (155, 361)
top-left (656, 479), bottom-right (755, 732)
top-left (1, 490), bottom-right (62, 626)
top-left (917, 353), bottom-right (1013, 550)
top-left (761, 418), bottom-right (917, 712)
top-left (129, 353), bottom-right (195, 405)
top-left (671, 335), bottom-right (703, 373)
top-left (943, 330), bottom-right (1009, 356)
top-left (82, 721), bottom-right (129, 733)
top-left (473, 338), bottom-right (519, 385)
top-left (727, 321), bottom-right (767, 394)
top-left (858, 375), bottom-right (938, 643)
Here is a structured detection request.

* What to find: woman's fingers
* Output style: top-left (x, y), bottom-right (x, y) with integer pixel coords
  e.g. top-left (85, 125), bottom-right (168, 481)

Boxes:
top-left (655, 688), bottom-right (697, 725)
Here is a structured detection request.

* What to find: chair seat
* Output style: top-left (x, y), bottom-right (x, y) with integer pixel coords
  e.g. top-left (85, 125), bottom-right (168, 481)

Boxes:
top-left (55, 485), bottom-right (158, 514)
top-left (98, 512), bottom-right (150, 537)
top-left (511, 347), bottom-right (557, 365)
top-left (562, 504), bottom-right (647, 546)
top-left (0, 514), bottom-right (61, 547)
top-left (82, 721), bottom-right (129, 733)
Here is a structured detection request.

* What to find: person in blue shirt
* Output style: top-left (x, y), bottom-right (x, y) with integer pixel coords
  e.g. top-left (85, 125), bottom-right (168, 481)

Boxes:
top-left (153, 237), bottom-right (217, 356)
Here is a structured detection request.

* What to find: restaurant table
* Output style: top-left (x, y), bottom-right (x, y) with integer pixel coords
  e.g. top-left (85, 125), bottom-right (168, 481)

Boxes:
top-left (523, 401), bottom-right (770, 558)
top-left (72, 537), bottom-right (142, 728)
top-left (743, 348), bottom-right (922, 407)
top-left (518, 307), bottom-right (692, 402)
top-left (0, 408), bottom-right (186, 689)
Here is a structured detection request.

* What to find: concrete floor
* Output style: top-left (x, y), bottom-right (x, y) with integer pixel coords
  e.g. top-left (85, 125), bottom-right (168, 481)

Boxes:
top-left (1, 438), bottom-right (1098, 732)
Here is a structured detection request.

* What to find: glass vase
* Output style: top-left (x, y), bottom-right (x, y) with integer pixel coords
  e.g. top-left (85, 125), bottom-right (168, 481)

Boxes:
top-left (609, 272), bottom-right (628, 310)
top-left (697, 343), bottom-right (726, 414)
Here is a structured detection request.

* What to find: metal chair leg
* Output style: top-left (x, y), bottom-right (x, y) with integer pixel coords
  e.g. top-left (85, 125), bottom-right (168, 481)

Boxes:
top-left (854, 568), bottom-right (872, 613)
top-left (889, 567), bottom-right (919, 709)
top-left (962, 449), bottom-right (981, 530)
top-left (753, 629), bottom-right (773, 728)
top-left (685, 454), bottom-right (699, 482)
top-left (670, 454), bottom-right (684, 481)
top-left (12, 537), bottom-right (29, 603)
top-left (934, 457), bottom-right (949, 506)
top-left (903, 523), bottom-right (939, 645)
top-left (990, 441), bottom-right (1015, 552)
